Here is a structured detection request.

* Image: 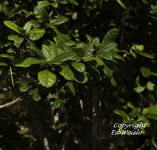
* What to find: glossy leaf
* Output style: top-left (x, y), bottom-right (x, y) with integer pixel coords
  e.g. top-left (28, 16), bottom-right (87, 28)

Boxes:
top-left (42, 40), bottom-right (58, 61)
top-left (38, 69), bottom-right (56, 88)
top-left (8, 35), bottom-right (24, 48)
top-left (27, 28), bottom-right (46, 41)
top-left (4, 20), bottom-right (22, 33)
top-left (14, 57), bottom-right (43, 67)
top-left (71, 62), bottom-right (86, 72)
top-left (59, 65), bottom-right (74, 80)
top-left (52, 16), bottom-right (69, 26)
top-left (49, 52), bottom-right (76, 64)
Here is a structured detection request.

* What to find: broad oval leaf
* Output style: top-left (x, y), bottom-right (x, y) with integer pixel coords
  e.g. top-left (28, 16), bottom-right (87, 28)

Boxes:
top-left (103, 28), bottom-right (119, 43)
top-left (140, 67), bottom-right (151, 78)
top-left (34, 6), bottom-right (49, 23)
top-left (42, 40), bottom-right (58, 61)
top-left (4, 20), bottom-right (22, 33)
top-left (71, 62), bottom-right (86, 72)
top-left (143, 104), bottom-right (157, 120)
top-left (38, 69), bottom-right (56, 88)
top-left (27, 28), bottom-right (46, 41)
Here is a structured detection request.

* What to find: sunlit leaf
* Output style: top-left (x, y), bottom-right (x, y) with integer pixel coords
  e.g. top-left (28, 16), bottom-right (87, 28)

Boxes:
top-left (4, 20), bottom-right (23, 33)
top-left (27, 28), bottom-right (46, 41)
top-left (59, 65), bottom-right (74, 80)
top-left (38, 69), bottom-right (56, 88)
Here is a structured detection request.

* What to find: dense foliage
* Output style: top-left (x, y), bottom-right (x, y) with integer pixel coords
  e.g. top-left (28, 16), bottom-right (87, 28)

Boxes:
top-left (0, 0), bottom-right (157, 149)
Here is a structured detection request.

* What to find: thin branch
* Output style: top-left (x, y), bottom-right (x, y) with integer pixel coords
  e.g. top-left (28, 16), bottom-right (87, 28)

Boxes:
top-left (43, 137), bottom-right (50, 150)
top-left (0, 98), bottom-right (23, 109)
top-left (10, 66), bottom-right (15, 87)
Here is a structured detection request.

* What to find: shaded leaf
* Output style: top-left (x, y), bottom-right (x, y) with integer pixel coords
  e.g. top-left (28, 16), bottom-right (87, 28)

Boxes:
top-left (114, 109), bottom-right (128, 118)
top-left (140, 67), bottom-right (151, 78)
top-left (143, 104), bottom-right (157, 120)
top-left (103, 28), bottom-right (119, 43)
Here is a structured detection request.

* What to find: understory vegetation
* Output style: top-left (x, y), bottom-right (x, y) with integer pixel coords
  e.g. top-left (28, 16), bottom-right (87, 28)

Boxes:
top-left (0, 0), bottom-right (157, 149)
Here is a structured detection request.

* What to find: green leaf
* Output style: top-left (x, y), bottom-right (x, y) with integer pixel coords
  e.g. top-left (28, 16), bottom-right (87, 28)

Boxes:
top-left (14, 57), bottom-right (43, 67)
top-left (137, 115), bottom-right (150, 127)
top-left (29, 41), bottom-right (44, 58)
top-left (4, 20), bottom-right (22, 33)
top-left (8, 35), bottom-right (24, 48)
top-left (116, 0), bottom-right (127, 9)
top-left (71, 62), bottom-right (86, 72)
top-left (7, 48), bottom-right (16, 54)
top-left (68, 0), bottom-right (78, 6)
top-left (27, 28), bottom-right (46, 41)
top-left (143, 105), bottom-right (157, 120)
top-left (140, 67), bottom-right (151, 78)
top-left (0, 54), bottom-right (14, 60)
top-left (84, 56), bottom-right (113, 77)
top-left (132, 44), bottom-right (144, 51)
top-left (23, 20), bottom-right (40, 32)
top-left (139, 52), bottom-right (154, 59)
top-left (37, 1), bottom-right (51, 7)
top-left (49, 52), bottom-right (76, 64)
top-left (23, 135), bottom-right (37, 142)
top-left (56, 38), bottom-right (72, 52)
top-left (127, 102), bottom-right (135, 109)
top-left (19, 82), bottom-right (31, 92)
top-left (38, 69), bottom-right (56, 88)
top-left (103, 28), bottom-right (119, 43)
top-left (146, 81), bottom-right (155, 91)
top-left (97, 51), bottom-right (118, 61)
top-left (34, 6), bottom-right (48, 23)
top-left (0, 62), bottom-right (8, 66)
top-left (53, 99), bottom-right (66, 109)
top-left (32, 89), bottom-right (41, 102)
top-left (134, 85), bottom-right (145, 93)
top-left (74, 72), bottom-right (88, 84)
top-left (99, 42), bottom-right (118, 52)
top-left (42, 40), bottom-right (58, 61)
top-left (68, 82), bottom-right (75, 96)
top-left (114, 109), bottom-right (128, 118)
top-left (152, 138), bottom-right (157, 148)
top-left (52, 16), bottom-right (69, 26)
top-left (59, 65), bottom-right (74, 80)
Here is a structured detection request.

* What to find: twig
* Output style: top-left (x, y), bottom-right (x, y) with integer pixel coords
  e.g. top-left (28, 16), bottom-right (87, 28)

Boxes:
top-left (43, 137), bottom-right (50, 150)
top-left (0, 98), bottom-right (23, 109)
top-left (10, 66), bottom-right (15, 87)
